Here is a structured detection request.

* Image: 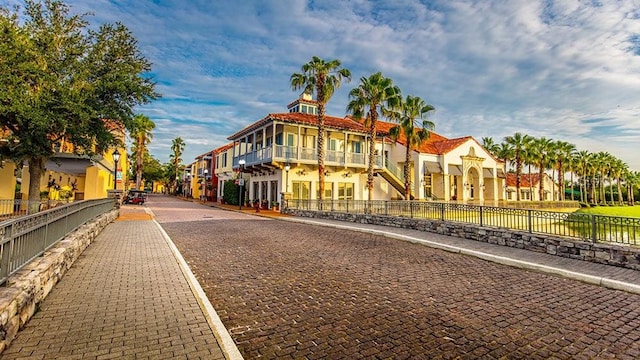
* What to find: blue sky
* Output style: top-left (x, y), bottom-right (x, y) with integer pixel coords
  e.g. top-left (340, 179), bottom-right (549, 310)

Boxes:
top-left (9, 0), bottom-right (640, 169)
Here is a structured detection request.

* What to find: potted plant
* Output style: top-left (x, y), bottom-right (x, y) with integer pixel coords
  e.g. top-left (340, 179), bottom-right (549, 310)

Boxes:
top-left (272, 201), bottom-right (279, 211)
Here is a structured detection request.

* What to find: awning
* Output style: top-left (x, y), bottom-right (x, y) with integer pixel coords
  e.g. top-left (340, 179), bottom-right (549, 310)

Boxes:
top-left (497, 168), bottom-right (505, 178)
top-left (424, 161), bottom-right (442, 174)
top-left (483, 168), bottom-right (493, 178)
top-left (447, 164), bottom-right (463, 176)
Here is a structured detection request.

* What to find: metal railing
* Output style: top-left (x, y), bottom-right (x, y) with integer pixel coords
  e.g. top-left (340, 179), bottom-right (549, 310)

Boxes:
top-left (0, 199), bottom-right (77, 221)
top-left (0, 198), bottom-right (115, 285)
top-left (286, 199), bottom-right (640, 246)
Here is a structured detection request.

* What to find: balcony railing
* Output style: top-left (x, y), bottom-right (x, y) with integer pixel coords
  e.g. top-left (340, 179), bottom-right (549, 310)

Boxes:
top-left (286, 199), bottom-right (640, 246)
top-left (0, 198), bottom-right (115, 285)
top-left (233, 145), bottom-right (369, 168)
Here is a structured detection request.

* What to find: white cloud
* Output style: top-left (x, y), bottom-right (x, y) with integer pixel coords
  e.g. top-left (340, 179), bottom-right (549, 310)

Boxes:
top-left (7, 0), bottom-right (640, 169)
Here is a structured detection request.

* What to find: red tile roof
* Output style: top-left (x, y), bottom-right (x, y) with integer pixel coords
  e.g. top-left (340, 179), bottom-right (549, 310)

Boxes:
top-left (505, 173), bottom-right (542, 187)
top-left (214, 142), bottom-right (233, 154)
top-left (227, 112), bottom-right (368, 140)
top-left (376, 121), bottom-right (472, 155)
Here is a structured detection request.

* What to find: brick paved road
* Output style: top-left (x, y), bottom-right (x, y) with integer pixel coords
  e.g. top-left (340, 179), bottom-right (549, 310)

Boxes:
top-left (151, 196), bottom-right (640, 359)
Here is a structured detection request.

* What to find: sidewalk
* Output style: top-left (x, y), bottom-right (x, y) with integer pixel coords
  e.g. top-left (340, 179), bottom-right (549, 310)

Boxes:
top-left (0, 206), bottom-right (241, 360)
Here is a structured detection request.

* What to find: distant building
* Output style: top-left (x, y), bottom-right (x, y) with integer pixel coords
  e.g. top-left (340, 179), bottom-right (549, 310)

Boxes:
top-left (504, 173), bottom-right (558, 201)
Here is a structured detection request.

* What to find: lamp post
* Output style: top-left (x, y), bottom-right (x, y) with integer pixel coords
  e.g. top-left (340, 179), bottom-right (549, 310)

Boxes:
top-left (112, 149), bottom-right (121, 190)
top-left (284, 163), bottom-right (290, 193)
top-left (203, 169), bottom-right (208, 201)
top-left (238, 159), bottom-right (245, 210)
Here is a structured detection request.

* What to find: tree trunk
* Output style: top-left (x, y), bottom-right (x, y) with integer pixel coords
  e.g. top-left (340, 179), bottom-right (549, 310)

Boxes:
top-left (27, 157), bottom-right (46, 212)
top-left (367, 122), bottom-right (375, 202)
top-left (404, 145), bottom-right (411, 200)
top-left (538, 162), bottom-right (545, 201)
top-left (317, 108), bottom-right (325, 202)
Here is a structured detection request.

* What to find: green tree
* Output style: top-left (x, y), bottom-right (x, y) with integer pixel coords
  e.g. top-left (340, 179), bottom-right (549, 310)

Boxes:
top-left (170, 137), bottom-right (185, 193)
top-left (503, 132), bottom-right (531, 201)
top-left (0, 0), bottom-right (158, 203)
top-left (347, 72), bottom-right (401, 201)
top-left (387, 95), bottom-right (435, 199)
top-left (481, 137), bottom-right (500, 158)
top-left (134, 151), bottom-right (164, 186)
top-left (553, 140), bottom-right (576, 201)
top-left (530, 137), bottom-right (552, 202)
top-left (574, 150), bottom-right (591, 203)
top-left (129, 114), bottom-right (155, 190)
top-left (290, 56), bottom-right (351, 200)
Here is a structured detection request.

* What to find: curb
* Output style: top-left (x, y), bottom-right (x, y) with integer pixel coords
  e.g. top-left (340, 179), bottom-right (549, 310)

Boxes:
top-left (145, 208), bottom-right (244, 360)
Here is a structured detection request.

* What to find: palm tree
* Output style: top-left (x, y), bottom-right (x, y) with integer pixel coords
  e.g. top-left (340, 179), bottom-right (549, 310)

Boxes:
top-left (481, 137), bottom-right (500, 158)
top-left (170, 137), bottom-right (185, 193)
top-left (387, 95), bottom-right (435, 199)
top-left (574, 150), bottom-right (591, 203)
top-left (595, 152), bottom-right (613, 203)
top-left (347, 72), bottom-right (401, 201)
top-left (530, 137), bottom-right (551, 201)
top-left (610, 158), bottom-right (627, 205)
top-left (129, 114), bottom-right (155, 190)
top-left (553, 141), bottom-right (576, 201)
top-left (625, 170), bottom-right (640, 206)
top-left (503, 132), bottom-right (531, 201)
top-left (522, 139), bottom-right (538, 201)
top-left (290, 56), bottom-right (351, 200)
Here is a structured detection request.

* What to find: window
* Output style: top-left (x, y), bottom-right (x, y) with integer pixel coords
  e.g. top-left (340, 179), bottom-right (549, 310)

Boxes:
top-left (338, 182), bottom-right (354, 200)
top-left (328, 138), bottom-right (337, 151)
top-left (292, 181), bottom-right (311, 199)
top-left (302, 134), bottom-right (315, 148)
top-left (423, 174), bottom-right (432, 197)
top-left (223, 153), bottom-right (227, 167)
top-left (301, 105), bottom-right (308, 113)
top-left (286, 133), bottom-right (295, 146)
top-left (266, 136), bottom-right (272, 147)
top-left (318, 182), bottom-right (333, 199)
top-left (352, 141), bottom-right (362, 153)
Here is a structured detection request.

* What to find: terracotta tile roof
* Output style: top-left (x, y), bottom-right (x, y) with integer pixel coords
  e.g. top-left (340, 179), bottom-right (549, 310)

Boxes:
top-left (227, 112), bottom-right (367, 140)
top-left (505, 173), bottom-right (542, 187)
top-left (213, 142), bottom-right (234, 154)
top-left (375, 121), bottom-right (465, 155)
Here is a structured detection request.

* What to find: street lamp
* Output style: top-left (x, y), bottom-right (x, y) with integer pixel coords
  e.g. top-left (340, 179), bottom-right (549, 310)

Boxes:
top-left (238, 159), bottom-right (246, 210)
top-left (284, 163), bottom-right (290, 193)
top-left (203, 169), bottom-right (208, 202)
top-left (112, 149), bottom-right (121, 190)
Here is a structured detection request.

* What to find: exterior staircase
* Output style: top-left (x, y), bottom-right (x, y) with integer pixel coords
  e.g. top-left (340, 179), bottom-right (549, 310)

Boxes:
top-left (376, 161), bottom-right (415, 200)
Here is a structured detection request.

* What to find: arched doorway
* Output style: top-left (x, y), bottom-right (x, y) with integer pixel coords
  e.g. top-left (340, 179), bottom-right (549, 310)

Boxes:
top-left (465, 167), bottom-right (481, 201)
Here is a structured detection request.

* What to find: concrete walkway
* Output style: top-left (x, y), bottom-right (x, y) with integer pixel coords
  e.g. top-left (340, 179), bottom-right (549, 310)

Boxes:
top-left (0, 206), bottom-right (241, 360)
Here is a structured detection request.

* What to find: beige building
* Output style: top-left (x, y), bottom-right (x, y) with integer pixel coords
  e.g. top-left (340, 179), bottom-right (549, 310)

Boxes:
top-left (220, 94), bottom-right (507, 204)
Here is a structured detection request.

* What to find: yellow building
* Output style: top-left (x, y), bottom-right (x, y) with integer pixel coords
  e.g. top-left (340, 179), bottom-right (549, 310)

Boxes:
top-left (0, 123), bottom-right (128, 205)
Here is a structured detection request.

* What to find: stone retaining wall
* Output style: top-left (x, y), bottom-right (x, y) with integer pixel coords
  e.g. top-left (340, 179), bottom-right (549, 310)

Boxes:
top-left (285, 209), bottom-right (640, 270)
top-left (0, 209), bottom-right (119, 353)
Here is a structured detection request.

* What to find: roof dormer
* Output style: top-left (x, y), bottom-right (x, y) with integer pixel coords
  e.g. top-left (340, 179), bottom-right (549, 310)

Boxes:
top-left (287, 92), bottom-right (318, 115)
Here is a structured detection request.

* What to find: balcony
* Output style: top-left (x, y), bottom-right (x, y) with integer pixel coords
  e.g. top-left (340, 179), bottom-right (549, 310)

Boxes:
top-left (232, 145), bottom-right (377, 169)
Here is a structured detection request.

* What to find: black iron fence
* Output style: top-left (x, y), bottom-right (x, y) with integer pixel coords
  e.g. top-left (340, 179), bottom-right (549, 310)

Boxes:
top-left (286, 199), bottom-right (640, 246)
top-left (0, 198), bottom-right (116, 285)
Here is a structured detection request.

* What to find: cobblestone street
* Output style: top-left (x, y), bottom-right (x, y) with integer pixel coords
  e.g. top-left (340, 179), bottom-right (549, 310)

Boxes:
top-left (151, 197), bottom-right (640, 359)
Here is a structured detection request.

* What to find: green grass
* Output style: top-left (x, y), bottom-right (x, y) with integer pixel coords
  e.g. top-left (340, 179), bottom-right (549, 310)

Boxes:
top-left (575, 205), bottom-right (640, 218)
